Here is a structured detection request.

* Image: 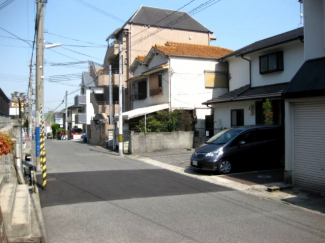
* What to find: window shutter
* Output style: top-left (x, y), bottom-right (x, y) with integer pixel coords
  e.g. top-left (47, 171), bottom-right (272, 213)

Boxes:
top-left (205, 72), bottom-right (228, 88)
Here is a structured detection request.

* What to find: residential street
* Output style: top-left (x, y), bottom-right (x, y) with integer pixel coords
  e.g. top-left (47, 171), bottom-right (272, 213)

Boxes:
top-left (38, 140), bottom-right (325, 243)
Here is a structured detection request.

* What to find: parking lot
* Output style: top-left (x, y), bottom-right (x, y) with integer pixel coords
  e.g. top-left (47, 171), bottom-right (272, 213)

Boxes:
top-left (136, 149), bottom-right (285, 186)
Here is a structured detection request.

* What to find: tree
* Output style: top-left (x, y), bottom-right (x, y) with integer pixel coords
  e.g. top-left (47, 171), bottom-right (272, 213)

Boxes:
top-left (263, 98), bottom-right (273, 125)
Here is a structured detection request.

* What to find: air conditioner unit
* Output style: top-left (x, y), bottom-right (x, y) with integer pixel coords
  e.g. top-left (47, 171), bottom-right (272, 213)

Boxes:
top-left (248, 105), bottom-right (254, 115)
top-left (215, 119), bottom-right (222, 129)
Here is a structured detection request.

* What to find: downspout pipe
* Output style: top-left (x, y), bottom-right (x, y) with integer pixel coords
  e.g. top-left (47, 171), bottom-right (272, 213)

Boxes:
top-left (241, 55), bottom-right (251, 87)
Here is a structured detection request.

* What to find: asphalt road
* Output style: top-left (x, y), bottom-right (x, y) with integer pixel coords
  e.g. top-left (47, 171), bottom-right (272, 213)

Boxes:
top-left (38, 140), bottom-right (325, 243)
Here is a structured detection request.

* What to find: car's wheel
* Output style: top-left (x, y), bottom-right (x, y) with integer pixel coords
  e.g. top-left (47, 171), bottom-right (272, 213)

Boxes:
top-left (217, 159), bottom-right (232, 174)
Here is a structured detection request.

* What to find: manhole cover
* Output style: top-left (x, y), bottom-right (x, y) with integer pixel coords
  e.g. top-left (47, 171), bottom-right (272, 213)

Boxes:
top-left (257, 175), bottom-right (272, 179)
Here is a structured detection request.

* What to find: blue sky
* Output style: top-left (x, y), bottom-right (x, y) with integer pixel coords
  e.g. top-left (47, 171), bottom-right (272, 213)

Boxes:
top-left (0, 0), bottom-right (302, 113)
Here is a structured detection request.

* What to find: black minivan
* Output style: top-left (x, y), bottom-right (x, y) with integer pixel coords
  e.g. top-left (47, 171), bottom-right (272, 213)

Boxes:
top-left (190, 125), bottom-right (284, 174)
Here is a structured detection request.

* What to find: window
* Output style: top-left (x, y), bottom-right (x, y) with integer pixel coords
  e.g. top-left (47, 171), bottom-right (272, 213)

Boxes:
top-left (149, 73), bottom-right (163, 96)
top-left (205, 71), bottom-right (228, 88)
top-left (231, 109), bottom-right (244, 127)
top-left (138, 81), bottom-right (147, 100)
top-left (259, 51), bottom-right (283, 74)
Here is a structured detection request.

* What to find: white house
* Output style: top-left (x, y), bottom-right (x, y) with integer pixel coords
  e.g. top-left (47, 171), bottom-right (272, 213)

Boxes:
top-left (74, 72), bottom-right (97, 133)
top-left (203, 28), bottom-right (304, 134)
top-left (117, 42), bottom-right (232, 145)
top-left (282, 0), bottom-right (325, 193)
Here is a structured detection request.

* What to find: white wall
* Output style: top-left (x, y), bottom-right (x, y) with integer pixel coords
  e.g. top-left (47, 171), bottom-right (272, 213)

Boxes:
top-left (170, 57), bottom-right (228, 109)
top-left (227, 56), bottom-right (250, 91)
top-left (132, 69), bottom-right (170, 109)
top-left (86, 89), bottom-right (95, 125)
top-left (304, 0), bottom-right (325, 60)
top-left (148, 53), bottom-right (168, 68)
top-left (213, 100), bottom-right (256, 130)
top-left (250, 41), bottom-right (304, 87)
top-left (133, 64), bottom-right (148, 76)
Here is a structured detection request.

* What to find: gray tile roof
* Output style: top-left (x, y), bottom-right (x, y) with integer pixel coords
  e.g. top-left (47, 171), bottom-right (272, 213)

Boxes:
top-left (204, 83), bottom-right (289, 105)
top-left (223, 27), bottom-right (304, 59)
top-left (282, 57), bottom-right (325, 98)
top-left (82, 72), bottom-right (95, 87)
top-left (128, 6), bottom-right (211, 33)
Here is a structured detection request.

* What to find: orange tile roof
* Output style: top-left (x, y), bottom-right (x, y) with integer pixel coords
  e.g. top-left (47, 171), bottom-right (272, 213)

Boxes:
top-left (136, 56), bottom-right (146, 62)
top-left (153, 42), bottom-right (233, 59)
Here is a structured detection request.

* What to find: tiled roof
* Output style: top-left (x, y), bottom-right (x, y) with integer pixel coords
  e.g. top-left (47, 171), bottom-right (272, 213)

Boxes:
top-left (82, 72), bottom-right (95, 87)
top-left (204, 83), bottom-right (289, 105)
top-left (283, 57), bottom-right (325, 98)
top-left (136, 56), bottom-right (146, 62)
top-left (223, 27), bottom-right (304, 59)
top-left (128, 6), bottom-right (211, 33)
top-left (154, 42), bottom-right (233, 59)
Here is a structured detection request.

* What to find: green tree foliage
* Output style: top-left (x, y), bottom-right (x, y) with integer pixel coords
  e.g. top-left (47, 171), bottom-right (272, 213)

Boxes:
top-left (263, 98), bottom-right (273, 125)
top-left (51, 123), bottom-right (60, 137)
top-left (136, 110), bottom-right (193, 133)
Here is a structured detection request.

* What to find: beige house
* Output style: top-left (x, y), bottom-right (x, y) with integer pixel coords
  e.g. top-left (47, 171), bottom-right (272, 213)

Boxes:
top-left (103, 6), bottom-right (216, 111)
top-left (88, 6), bottom-right (217, 146)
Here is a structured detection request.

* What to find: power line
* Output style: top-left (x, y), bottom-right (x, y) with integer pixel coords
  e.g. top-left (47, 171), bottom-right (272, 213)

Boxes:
top-left (131, 0), bottom-right (196, 40)
top-left (131, 0), bottom-right (221, 47)
top-left (45, 31), bottom-right (105, 46)
top-left (0, 26), bottom-right (33, 48)
top-left (72, 0), bottom-right (125, 23)
top-left (0, 0), bottom-right (14, 10)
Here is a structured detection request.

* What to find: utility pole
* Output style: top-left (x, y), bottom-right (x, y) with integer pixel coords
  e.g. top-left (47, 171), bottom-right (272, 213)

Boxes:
top-left (65, 90), bottom-right (68, 134)
top-left (109, 65), bottom-right (113, 125)
top-left (35, 0), bottom-right (45, 171)
top-left (118, 43), bottom-right (123, 156)
top-left (28, 59), bottom-right (33, 140)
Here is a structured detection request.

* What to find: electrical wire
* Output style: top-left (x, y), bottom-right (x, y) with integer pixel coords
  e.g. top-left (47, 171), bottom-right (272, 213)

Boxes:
top-left (71, 0), bottom-right (125, 23)
top-left (131, 0), bottom-right (196, 40)
top-left (0, 0), bottom-right (14, 10)
top-left (45, 31), bottom-right (105, 46)
top-left (0, 26), bottom-right (33, 48)
top-left (131, 0), bottom-right (221, 47)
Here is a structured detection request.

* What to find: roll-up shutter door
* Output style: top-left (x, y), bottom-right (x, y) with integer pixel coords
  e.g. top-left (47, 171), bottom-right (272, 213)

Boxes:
top-left (293, 101), bottom-right (325, 193)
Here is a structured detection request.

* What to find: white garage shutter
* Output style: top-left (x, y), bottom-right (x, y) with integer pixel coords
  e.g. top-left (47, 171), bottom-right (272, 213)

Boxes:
top-left (293, 101), bottom-right (325, 193)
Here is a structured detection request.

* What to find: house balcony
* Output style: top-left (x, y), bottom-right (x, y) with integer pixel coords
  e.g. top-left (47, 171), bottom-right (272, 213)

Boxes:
top-left (106, 41), bottom-right (119, 60)
top-left (95, 72), bottom-right (109, 86)
top-left (150, 87), bottom-right (163, 96)
top-left (111, 73), bottom-right (120, 86)
top-left (75, 113), bottom-right (87, 124)
top-left (95, 102), bottom-right (119, 116)
top-left (74, 95), bottom-right (86, 105)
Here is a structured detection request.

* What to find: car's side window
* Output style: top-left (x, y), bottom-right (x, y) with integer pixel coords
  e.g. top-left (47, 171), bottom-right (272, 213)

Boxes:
top-left (238, 131), bottom-right (254, 144)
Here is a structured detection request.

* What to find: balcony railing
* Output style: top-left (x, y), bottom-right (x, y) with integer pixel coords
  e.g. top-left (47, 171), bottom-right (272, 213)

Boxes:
top-left (74, 95), bottom-right (86, 105)
top-left (150, 87), bottom-right (163, 96)
top-left (76, 113), bottom-right (87, 124)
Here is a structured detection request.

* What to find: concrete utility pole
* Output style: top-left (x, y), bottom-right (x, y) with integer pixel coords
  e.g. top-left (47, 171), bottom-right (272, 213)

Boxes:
top-left (109, 65), bottom-right (113, 125)
top-left (35, 0), bottom-right (45, 170)
top-left (118, 43), bottom-right (123, 156)
top-left (28, 59), bottom-right (33, 140)
top-left (65, 90), bottom-right (68, 132)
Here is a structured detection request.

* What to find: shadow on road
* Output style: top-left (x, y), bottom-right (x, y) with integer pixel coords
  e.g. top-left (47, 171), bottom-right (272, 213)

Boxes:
top-left (37, 169), bottom-right (232, 208)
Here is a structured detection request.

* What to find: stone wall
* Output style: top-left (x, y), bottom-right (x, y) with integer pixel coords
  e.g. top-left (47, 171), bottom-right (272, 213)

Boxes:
top-left (129, 131), bottom-right (194, 154)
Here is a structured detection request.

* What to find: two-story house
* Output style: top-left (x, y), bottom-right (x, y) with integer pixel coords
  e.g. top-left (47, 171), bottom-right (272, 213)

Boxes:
top-left (74, 72), bottom-right (96, 133)
top-left (103, 6), bottom-right (217, 112)
top-left (116, 41), bottom-right (232, 146)
top-left (282, 0), bottom-right (325, 193)
top-left (203, 28), bottom-right (304, 134)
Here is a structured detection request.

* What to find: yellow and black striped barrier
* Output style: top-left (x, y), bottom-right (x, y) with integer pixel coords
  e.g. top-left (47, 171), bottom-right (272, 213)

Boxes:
top-left (40, 106), bottom-right (47, 189)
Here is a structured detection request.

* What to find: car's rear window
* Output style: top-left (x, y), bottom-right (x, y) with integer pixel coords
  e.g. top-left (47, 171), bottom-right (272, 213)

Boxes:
top-left (207, 128), bottom-right (244, 145)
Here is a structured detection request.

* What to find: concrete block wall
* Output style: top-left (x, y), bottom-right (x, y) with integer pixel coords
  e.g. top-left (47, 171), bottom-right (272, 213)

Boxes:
top-left (130, 131), bottom-right (194, 154)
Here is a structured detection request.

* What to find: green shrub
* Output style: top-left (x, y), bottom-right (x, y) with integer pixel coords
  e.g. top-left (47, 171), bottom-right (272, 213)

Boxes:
top-left (136, 110), bottom-right (193, 133)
